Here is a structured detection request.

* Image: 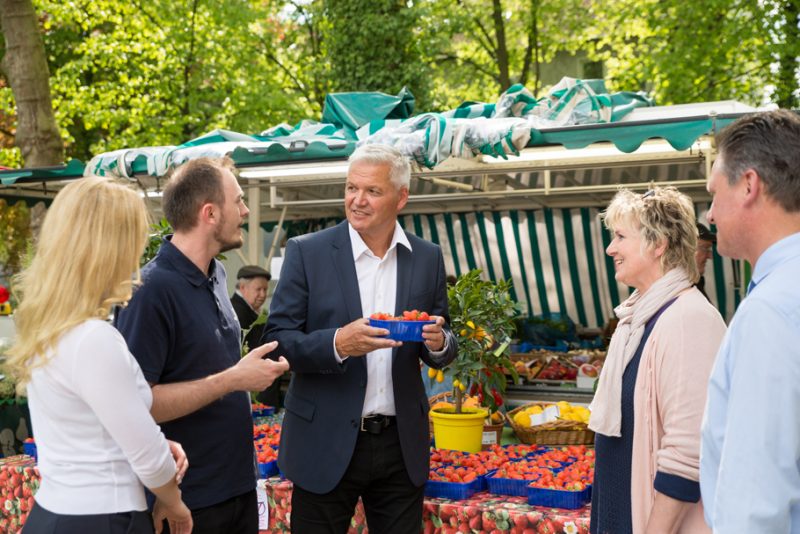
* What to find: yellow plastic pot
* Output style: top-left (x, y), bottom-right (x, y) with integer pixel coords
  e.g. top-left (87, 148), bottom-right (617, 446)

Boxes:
top-left (430, 407), bottom-right (489, 453)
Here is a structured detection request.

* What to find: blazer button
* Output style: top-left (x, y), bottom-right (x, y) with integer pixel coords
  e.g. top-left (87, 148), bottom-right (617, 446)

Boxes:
top-left (351, 420), bottom-right (357, 428)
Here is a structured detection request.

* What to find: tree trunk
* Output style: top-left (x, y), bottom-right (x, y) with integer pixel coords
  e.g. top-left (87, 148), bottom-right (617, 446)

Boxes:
top-left (0, 0), bottom-right (63, 167)
top-left (491, 0), bottom-right (511, 90)
top-left (774, 0), bottom-right (800, 109)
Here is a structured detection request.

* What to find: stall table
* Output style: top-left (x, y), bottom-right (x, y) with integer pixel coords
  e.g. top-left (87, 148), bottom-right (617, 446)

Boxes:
top-left (0, 457), bottom-right (590, 533)
top-left (261, 477), bottom-right (590, 533)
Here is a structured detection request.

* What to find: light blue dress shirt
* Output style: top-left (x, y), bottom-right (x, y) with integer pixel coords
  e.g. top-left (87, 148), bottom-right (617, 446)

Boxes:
top-left (701, 231), bottom-right (800, 532)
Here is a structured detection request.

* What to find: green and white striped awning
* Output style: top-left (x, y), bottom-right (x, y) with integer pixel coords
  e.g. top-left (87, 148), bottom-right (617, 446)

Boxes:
top-left (270, 203), bottom-right (741, 327)
top-left (396, 204), bottom-right (740, 327)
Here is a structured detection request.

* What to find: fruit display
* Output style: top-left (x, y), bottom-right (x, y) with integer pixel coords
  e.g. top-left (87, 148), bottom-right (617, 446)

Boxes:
top-left (428, 443), bottom-right (594, 506)
top-left (535, 358), bottom-right (577, 381)
top-left (512, 401), bottom-right (590, 428)
top-left (0, 455), bottom-right (38, 533)
top-left (507, 349), bottom-right (606, 385)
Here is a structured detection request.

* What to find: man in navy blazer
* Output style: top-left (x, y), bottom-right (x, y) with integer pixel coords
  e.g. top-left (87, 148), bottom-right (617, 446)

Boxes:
top-left (264, 144), bottom-right (457, 533)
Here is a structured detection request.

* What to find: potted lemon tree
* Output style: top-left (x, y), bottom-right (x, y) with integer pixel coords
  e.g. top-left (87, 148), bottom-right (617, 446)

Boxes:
top-left (429, 269), bottom-right (518, 451)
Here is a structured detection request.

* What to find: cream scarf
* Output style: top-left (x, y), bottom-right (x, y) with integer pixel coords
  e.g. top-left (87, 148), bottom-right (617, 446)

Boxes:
top-left (589, 268), bottom-right (691, 437)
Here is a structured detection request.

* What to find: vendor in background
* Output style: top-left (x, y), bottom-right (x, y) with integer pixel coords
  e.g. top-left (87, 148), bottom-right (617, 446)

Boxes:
top-left (230, 265), bottom-right (283, 407)
top-left (6, 177), bottom-right (192, 534)
top-left (589, 187), bottom-right (726, 534)
top-left (694, 222), bottom-right (716, 301)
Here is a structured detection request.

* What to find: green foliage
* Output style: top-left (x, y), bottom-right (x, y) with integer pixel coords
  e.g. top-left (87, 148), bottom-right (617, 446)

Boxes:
top-left (588, 0), bottom-right (798, 106)
top-left (420, 0), bottom-right (591, 109)
top-left (322, 0), bottom-right (432, 106)
top-left (24, 0), bottom-right (312, 163)
top-left (141, 217), bottom-right (172, 267)
top-left (0, 200), bottom-right (32, 281)
top-left (445, 269), bottom-right (518, 414)
top-left (241, 309), bottom-right (268, 355)
top-left (0, 343), bottom-right (18, 399)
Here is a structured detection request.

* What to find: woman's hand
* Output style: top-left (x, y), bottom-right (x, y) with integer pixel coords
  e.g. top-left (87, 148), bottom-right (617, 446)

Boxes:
top-left (153, 496), bottom-right (193, 534)
top-left (167, 440), bottom-right (188, 484)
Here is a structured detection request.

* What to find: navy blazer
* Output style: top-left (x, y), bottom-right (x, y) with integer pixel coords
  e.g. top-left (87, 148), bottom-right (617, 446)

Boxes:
top-left (263, 221), bottom-right (457, 493)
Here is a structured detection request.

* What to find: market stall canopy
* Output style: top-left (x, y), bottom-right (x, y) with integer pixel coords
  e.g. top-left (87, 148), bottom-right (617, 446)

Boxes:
top-left (0, 160), bottom-right (85, 205)
top-left (1, 78), bottom-right (759, 217)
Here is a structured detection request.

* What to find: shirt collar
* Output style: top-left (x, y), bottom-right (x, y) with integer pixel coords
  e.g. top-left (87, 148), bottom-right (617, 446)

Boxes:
top-left (348, 222), bottom-right (411, 261)
top-left (158, 236), bottom-right (217, 288)
top-left (750, 231), bottom-right (800, 288)
top-left (234, 290), bottom-right (259, 313)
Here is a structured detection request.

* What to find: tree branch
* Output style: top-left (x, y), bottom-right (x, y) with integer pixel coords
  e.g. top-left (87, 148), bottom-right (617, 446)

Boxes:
top-left (436, 53), bottom-right (500, 84)
top-left (181, 0), bottom-right (199, 137)
top-left (455, 0), bottom-right (498, 59)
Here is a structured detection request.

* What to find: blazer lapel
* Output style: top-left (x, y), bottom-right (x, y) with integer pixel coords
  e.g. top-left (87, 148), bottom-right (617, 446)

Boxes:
top-left (395, 242), bottom-right (413, 317)
top-left (331, 222), bottom-right (363, 323)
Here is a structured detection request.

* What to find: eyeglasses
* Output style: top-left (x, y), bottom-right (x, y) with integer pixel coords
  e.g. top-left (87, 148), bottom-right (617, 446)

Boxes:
top-left (698, 244), bottom-right (713, 253)
top-left (642, 189), bottom-right (655, 199)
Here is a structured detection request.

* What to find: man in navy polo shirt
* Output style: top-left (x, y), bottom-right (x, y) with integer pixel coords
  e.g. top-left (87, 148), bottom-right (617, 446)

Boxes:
top-left (116, 156), bottom-right (289, 533)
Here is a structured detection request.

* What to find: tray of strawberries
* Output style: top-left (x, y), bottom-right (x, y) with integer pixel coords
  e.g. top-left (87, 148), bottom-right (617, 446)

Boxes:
top-left (369, 310), bottom-right (435, 342)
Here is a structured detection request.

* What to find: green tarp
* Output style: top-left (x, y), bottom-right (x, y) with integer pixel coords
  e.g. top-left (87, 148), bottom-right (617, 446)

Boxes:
top-left (80, 78), bottom-right (658, 178)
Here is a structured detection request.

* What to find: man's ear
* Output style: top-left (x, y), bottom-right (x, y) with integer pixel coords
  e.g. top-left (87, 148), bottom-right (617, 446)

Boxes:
top-left (741, 169), bottom-right (761, 207)
top-left (397, 186), bottom-right (409, 211)
top-left (200, 202), bottom-right (216, 224)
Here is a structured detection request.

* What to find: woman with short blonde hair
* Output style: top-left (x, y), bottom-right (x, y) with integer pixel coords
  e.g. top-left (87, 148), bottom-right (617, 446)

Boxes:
top-left (589, 186), bottom-right (726, 534)
top-left (8, 177), bottom-right (192, 534)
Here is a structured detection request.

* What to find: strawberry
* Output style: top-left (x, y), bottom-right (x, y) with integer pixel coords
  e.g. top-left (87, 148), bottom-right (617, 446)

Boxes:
top-left (469, 514), bottom-right (482, 530)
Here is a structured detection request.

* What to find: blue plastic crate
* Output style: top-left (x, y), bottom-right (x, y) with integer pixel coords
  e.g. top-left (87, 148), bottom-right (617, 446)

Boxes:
top-left (425, 476), bottom-right (482, 500)
top-left (252, 406), bottom-right (276, 418)
top-left (258, 460), bottom-right (279, 479)
top-left (477, 469), bottom-right (497, 491)
top-left (369, 318), bottom-right (435, 342)
top-left (23, 441), bottom-right (37, 461)
top-left (486, 474), bottom-right (532, 497)
top-left (527, 484), bottom-right (592, 509)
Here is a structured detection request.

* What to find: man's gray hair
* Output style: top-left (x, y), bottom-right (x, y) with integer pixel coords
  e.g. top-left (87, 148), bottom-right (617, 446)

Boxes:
top-left (348, 144), bottom-right (411, 189)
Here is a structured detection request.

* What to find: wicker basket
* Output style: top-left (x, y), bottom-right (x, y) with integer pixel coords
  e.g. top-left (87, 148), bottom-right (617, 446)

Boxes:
top-left (506, 403), bottom-right (595, 446)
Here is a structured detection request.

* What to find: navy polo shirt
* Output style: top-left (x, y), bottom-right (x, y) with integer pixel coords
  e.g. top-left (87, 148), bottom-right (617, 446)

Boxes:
top-left (115, 238), bottom-right (255, 510)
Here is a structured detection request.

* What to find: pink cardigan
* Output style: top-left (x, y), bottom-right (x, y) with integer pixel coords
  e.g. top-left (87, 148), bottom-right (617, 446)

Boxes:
top-left (630, 288), bottom-right (726, 533)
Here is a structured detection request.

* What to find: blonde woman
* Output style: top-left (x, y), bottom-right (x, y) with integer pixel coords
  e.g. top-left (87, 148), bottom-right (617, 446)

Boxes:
top-left (589, 187), bottom-right (726, 534)
top-left (7, 177), bottom-right (192, 534)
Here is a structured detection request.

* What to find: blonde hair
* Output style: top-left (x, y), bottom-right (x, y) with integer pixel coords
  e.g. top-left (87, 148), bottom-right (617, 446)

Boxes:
top-left (603, 187), bottom-right (699, 283)
top-left (7, 176), bottom-right (149, 388)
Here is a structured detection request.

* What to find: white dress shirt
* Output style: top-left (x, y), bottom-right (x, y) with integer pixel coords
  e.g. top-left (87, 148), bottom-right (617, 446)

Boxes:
top-left (348, 222), bottom-right (410, 417)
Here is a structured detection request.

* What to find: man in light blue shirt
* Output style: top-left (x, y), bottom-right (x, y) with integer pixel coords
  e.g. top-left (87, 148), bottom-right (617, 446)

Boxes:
top-left (701, 110), bottom-right (800, 532)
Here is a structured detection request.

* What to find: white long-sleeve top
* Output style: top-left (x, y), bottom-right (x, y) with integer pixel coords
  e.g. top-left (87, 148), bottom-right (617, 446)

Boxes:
top-left (27, 319), bottom-right (175, 514)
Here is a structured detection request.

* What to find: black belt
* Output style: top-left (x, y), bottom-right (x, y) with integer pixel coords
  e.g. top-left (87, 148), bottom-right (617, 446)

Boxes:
top-left (360, 414), bottom-right (396, 434)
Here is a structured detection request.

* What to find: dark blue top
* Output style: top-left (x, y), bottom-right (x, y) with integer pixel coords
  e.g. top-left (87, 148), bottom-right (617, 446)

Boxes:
top-left (591, 298), bottom-right (689, 534)
top-left (115, 238), bottom-right (255, 510)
